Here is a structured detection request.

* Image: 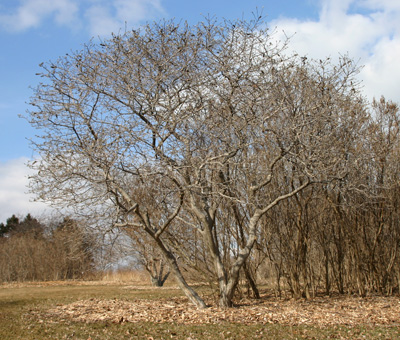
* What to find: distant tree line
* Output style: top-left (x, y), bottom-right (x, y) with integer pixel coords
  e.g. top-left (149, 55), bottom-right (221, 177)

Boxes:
top-left (0, 214), bottom-right (96, 282)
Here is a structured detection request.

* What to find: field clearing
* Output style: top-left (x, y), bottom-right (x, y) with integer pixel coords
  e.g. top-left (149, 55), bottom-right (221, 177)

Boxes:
top-left (0, 279), bottom-right (399, 340)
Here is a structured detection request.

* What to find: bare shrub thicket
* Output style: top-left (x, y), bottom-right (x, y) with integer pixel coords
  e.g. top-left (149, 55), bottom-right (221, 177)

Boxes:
top-left (26, 15), bottom-right (399, 308)
top-left (247, 97), bottom-right (400, 298)
top-left (0, 215), bottom-right (96, 282)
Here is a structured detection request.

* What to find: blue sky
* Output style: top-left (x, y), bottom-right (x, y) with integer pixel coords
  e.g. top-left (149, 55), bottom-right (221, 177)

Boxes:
top-left (0, 0), bottom-right (399, 223)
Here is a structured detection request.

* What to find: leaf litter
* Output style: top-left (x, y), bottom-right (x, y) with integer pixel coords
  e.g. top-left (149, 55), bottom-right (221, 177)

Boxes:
top-left (37, 293), bottom-right (400, 327)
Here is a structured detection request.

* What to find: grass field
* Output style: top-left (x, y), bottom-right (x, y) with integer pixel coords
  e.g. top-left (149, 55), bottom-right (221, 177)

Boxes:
top-left (0, 277), bottom-right (399, 339)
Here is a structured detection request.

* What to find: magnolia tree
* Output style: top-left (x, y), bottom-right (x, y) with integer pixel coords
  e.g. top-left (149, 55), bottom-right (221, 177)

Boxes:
top-left (27, 17), bottom-right (367, 308)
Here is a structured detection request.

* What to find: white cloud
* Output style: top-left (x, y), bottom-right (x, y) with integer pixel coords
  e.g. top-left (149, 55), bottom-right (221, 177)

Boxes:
top-left (0, 0), bottom-right (79, 32)
top-left (85, 4), bottom-right (121, 36)
top-left (362, 36), bottom-right (400, 101)
top-left (0, 157), bottom-right (51, 224)
top-left (359, 0), bottom-right (400, 11)
top-left (0, 0), bottom-right (165, 35)
top-left (270, 0), bottom-right (400, 103)
top-left (84, 0), bottom-right (165, 36)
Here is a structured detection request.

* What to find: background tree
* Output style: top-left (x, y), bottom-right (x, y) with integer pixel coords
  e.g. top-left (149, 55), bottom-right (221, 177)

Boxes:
top-left (0, 214), bottom-right (43, 238)
top-left (0, 215), bottom-right (17, 237)
top-left (249, 97), bottom-right (400, 298)
top-left (27, 17), bottom-right (369, 308)
top-left (50, 217), bottom-right (96, 280)
top-left (0, 214), bottom-right (96, 282)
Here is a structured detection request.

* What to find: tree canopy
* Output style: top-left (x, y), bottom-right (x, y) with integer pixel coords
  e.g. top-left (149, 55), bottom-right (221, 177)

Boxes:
top-left (27, 17), bottom-right (378, 308)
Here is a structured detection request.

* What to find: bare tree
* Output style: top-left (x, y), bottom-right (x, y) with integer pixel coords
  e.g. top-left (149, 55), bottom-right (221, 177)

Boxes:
top-left (0, 214), bottom-right (96, 282)
top-left (27, 17), bottom-right (367, 308)
top-left (121, 226), bottom-right (170, 287)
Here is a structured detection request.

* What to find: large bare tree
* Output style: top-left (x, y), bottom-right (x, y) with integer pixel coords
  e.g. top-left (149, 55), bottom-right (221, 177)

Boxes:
top-left (27, 17), bottom-right (367, 308)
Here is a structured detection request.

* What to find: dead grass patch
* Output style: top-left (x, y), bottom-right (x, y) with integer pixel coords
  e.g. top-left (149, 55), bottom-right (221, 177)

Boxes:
top-left (101, 269), bottom-right (149, 284)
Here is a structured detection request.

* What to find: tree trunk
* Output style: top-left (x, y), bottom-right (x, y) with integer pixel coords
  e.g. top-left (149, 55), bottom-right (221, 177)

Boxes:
top-left (154, 237), bottom-right (207, 309)
top-left (150, 272), bottom-right (169, 287)
top-left (148, 259), bottom-right (170, 287)
top-left (219, 287), bottom-right (235, 308)
top-left (324, 253), bottom-right (330, 295)
top-left (216, 213), bottom-right (262, 308)
top-left (243, 262), bottom-right (260, 299)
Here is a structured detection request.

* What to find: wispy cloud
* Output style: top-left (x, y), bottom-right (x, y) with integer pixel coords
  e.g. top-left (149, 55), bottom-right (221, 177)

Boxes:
top-left (271, 0), bottom-right (400, 103)
top-left (0, 0), bottom-right (165, 35)
top-left (85, 0), bottom-right (165, 36)
top-left (0, 0), bottom-right (79, 32)
top-left (0, 157), bottom-right (51, 223)
top-left (358, 0), bottom-right (400, 11)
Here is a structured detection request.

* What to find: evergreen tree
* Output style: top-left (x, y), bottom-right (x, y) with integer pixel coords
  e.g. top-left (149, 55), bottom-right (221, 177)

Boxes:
top-left (0, 215), bottom-right (19, 237)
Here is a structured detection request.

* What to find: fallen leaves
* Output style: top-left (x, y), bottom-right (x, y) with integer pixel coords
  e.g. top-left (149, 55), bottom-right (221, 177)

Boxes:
top-left (39, 294), bottom-right (400, 327)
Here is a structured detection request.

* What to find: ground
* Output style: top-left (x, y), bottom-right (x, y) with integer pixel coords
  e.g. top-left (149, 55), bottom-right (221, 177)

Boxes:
top-left (1, 279), bottom-right (400, 339)
top-left (40, 287), bottom-right (400, 326)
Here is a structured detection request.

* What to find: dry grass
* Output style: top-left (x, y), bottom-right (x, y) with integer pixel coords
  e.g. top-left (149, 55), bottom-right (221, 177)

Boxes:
top-left (1, 280), bottom-right (400, 340)
top-left (100, 269), bottom-right (150, 284)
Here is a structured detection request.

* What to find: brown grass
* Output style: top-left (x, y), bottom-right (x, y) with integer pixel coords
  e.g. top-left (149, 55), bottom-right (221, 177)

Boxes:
top-left (1, 280), bottom-right (400, 340)
top-left (100, 269), bottom-right (149, 284)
